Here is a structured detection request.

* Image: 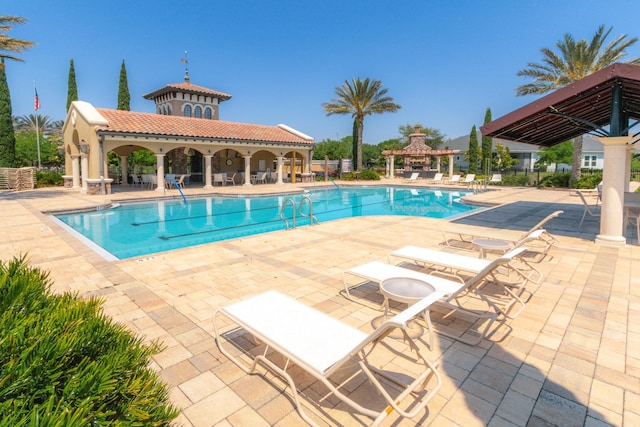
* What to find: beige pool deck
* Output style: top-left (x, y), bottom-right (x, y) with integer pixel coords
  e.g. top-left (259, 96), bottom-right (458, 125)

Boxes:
top-left (2, 179), bottom-right (639, 426)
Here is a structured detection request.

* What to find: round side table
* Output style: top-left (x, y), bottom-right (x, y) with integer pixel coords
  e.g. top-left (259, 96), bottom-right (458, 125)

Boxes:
top-left (378, 277), bottom-right (436, 347)
top-left (471, 238), bottom-right (511, 259)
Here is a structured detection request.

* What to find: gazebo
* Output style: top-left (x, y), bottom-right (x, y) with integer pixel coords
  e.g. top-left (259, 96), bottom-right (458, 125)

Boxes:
top-left (382, 127), bottom-right (459, 179)
top-left (481, 63), bottom-right (640, 246)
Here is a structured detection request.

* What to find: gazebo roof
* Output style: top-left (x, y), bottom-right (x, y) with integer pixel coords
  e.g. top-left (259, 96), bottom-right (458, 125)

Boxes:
top-left (481, 63), bottom-right (640, 146)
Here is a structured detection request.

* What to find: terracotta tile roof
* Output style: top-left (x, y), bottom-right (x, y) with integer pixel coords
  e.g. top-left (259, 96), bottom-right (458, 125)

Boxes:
top-left (95, 109), bottom-right (314, 145)
top-left (143, 82), bottom-right (232, 101)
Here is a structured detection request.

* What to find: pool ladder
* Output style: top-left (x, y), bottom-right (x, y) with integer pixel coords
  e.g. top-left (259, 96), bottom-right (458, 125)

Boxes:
top-left (280, 195), bottom-right (319, 229)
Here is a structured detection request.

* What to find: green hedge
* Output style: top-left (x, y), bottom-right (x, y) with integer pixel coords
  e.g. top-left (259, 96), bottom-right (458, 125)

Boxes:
top-left (573, 173), bottom-right (603, 189)
top-left (539, 172), bottom-right (571, 188)
top-left (341, 170), bottom-right (380, 180)
top-left (0, 255), bottom-right (179, 425)
top-left (35, 170), bottom-right (64, 187)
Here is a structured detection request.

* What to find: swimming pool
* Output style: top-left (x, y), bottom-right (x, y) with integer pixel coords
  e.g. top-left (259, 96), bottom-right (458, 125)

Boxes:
top-left (53, 186), bottom-right (481, 260)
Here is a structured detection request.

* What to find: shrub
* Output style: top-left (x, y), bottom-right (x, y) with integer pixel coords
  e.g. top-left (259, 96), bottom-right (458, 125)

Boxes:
top-left (500, 174), bottom-right (530, 186)
top-left (0, 255), bottom-right (179, 425)
top-left (573, 173), bottom-right (603, 189)
top-left (358, 169), bottom-right (380, 180)
top-left (340, 170), bottom-right (379, 180)
top-left (341, 172), bottom-right (356, 181)
top-left (35, 170), bottom-right (64, 187)
top-left (539, 172), bottom-right (570, 188)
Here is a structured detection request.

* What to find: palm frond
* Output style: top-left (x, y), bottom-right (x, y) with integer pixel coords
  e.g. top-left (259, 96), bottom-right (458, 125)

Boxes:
top-left (516, 25), bottom-right (640, 95)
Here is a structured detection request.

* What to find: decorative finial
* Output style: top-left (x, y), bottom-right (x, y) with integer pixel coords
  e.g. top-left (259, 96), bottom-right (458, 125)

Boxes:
top-left (180, 50), bottom-right (190, 83)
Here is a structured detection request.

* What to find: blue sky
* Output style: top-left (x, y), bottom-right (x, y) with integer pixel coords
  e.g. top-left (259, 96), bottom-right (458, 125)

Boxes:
top-left (5, 0), bottom-right (640, 143)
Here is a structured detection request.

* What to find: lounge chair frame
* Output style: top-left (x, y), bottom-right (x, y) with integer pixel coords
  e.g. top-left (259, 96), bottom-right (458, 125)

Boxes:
top-left (442, 210), bottom-right (563, 258)
top-left (214, 290), bottom-right (444, 426)
top-left (576, 191), bottom-right (601, 228)
top-left (391, 230), bottom-right (546, 284)
top-left (342, 248), bottom-right (529, 345)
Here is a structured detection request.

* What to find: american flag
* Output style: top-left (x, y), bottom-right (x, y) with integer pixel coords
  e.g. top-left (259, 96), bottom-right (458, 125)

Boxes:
top-left (34, 88), bottom-right (40, 110)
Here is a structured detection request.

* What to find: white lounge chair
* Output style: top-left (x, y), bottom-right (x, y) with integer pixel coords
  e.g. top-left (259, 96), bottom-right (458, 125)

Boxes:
top-left (461, 174), bottom-right (476, 188)
top-left (342, 248), bottom-right (529, 345)
top-left (489, 174), bottom-right (502, 184)
top-left (214, 290), bottom-right (444, 427)
top-left (404, 172), bottom-right (420, 182)
top-left (576, 190), bottom-right (601, 228)
top-left (389, 230), bottom-right (545, 285)
top-left (429, 173), bottom-right (444, 184)
top-left (445, 174), bottom-right (460, 184)
top-left (442, 210), bottom-right (563, 258)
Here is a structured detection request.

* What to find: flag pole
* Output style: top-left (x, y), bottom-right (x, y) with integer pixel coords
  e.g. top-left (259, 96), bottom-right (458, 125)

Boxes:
top-left (34, 81), bottom-right (41, 169)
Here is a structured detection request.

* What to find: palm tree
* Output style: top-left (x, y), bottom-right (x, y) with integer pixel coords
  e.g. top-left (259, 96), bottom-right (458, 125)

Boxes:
top-left (323, 78), bottom-right (401, 171)
top-left (13, 114), bottom-right (64, 141)
top-left (516, 25), bottom-right (640, 184)
top-left (0, 16), bottom-right (36, 67)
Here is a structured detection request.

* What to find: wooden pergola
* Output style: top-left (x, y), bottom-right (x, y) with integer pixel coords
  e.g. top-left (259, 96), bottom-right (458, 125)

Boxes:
top-left (382, 127), bottom-right (459, 179)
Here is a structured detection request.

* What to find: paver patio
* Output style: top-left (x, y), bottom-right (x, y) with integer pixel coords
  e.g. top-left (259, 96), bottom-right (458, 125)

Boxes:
top-left (1, 180), bottom-right (638, 426)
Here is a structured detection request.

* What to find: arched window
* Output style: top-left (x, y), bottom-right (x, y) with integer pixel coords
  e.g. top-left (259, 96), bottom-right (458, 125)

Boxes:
top-left (194, 106), bottom-right (202, 118)
top-left (184, 105), bottom-right (192, 117)
top-left (204, 107), bottom-right (212, 119)
top-left (167, 105), bottom-right (172, 115)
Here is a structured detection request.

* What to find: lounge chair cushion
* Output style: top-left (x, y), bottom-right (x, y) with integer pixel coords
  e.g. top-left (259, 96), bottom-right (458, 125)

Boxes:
top-left (221, 290), bottom-right (368, 375)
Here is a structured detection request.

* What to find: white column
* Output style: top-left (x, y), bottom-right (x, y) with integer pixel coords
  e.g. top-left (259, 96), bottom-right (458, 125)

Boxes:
top-left (625, 148), bottom-right (633, 192)
top-left (80, 154), bottom-right (89, 193)
top-left (155, 154), bottom-right (165, 192)
top-left (390, 155), bottom-right (395, 179)
top-left (448, 155), bottom-right (454, 177)
top-left (385, 156), bottom-right (390, 178)
top-left (436, 156), bottom-right (441, 172)
top-left (243, 155), bottom-right (252, 186)
top-left (595, 136), bottom-right (632, 247)
top-left (71, 155), bottom-right (80, 189)
top-left (120, 155), bottom-right (128, 185)
top-left (276, 156), bottom-right (284, 184)
top-left (204, 155), bottom-right (213, 188)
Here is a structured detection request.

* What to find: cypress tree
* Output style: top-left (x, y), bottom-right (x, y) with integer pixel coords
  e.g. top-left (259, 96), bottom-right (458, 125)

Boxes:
top-left (66, 59), bottom-right (78, 112)
top-left (0, 59), bottom-right (16, 167)
top-left (351, 117), bottom-right (359, 171)
top-left (467, 125), bottom-right (479, 174)
top-left (117, 59), bottom-right (130, 111)
top-left (481, 108), bottom-right (493, 175)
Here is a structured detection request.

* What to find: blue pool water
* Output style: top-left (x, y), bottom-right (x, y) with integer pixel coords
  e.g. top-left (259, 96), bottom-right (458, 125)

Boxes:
top-left (54, 186), bottom-right (481, 260)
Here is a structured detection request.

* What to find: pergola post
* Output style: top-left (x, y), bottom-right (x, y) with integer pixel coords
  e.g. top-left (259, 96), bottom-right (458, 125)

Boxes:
top-left (389, 155), bottom-right (395, 179)
top-left (448, 155), bottom-right (454, 177)
top-left (595, 136), bottom-right (633, 246)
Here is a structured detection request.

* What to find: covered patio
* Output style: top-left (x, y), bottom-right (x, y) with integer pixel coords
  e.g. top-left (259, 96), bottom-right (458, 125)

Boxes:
top-left (481, 62), bottom-right (640, 246)
top-left (61, 101), bottom-right (315, 195)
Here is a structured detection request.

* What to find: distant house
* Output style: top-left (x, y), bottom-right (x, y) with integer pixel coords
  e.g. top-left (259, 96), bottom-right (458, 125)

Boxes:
top-left (443, 134), bottom-right (612, 172)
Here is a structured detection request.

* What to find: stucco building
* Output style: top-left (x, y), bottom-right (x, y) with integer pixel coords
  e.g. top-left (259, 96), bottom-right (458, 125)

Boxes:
top-left (61, 76), bottom-right (314, 194)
